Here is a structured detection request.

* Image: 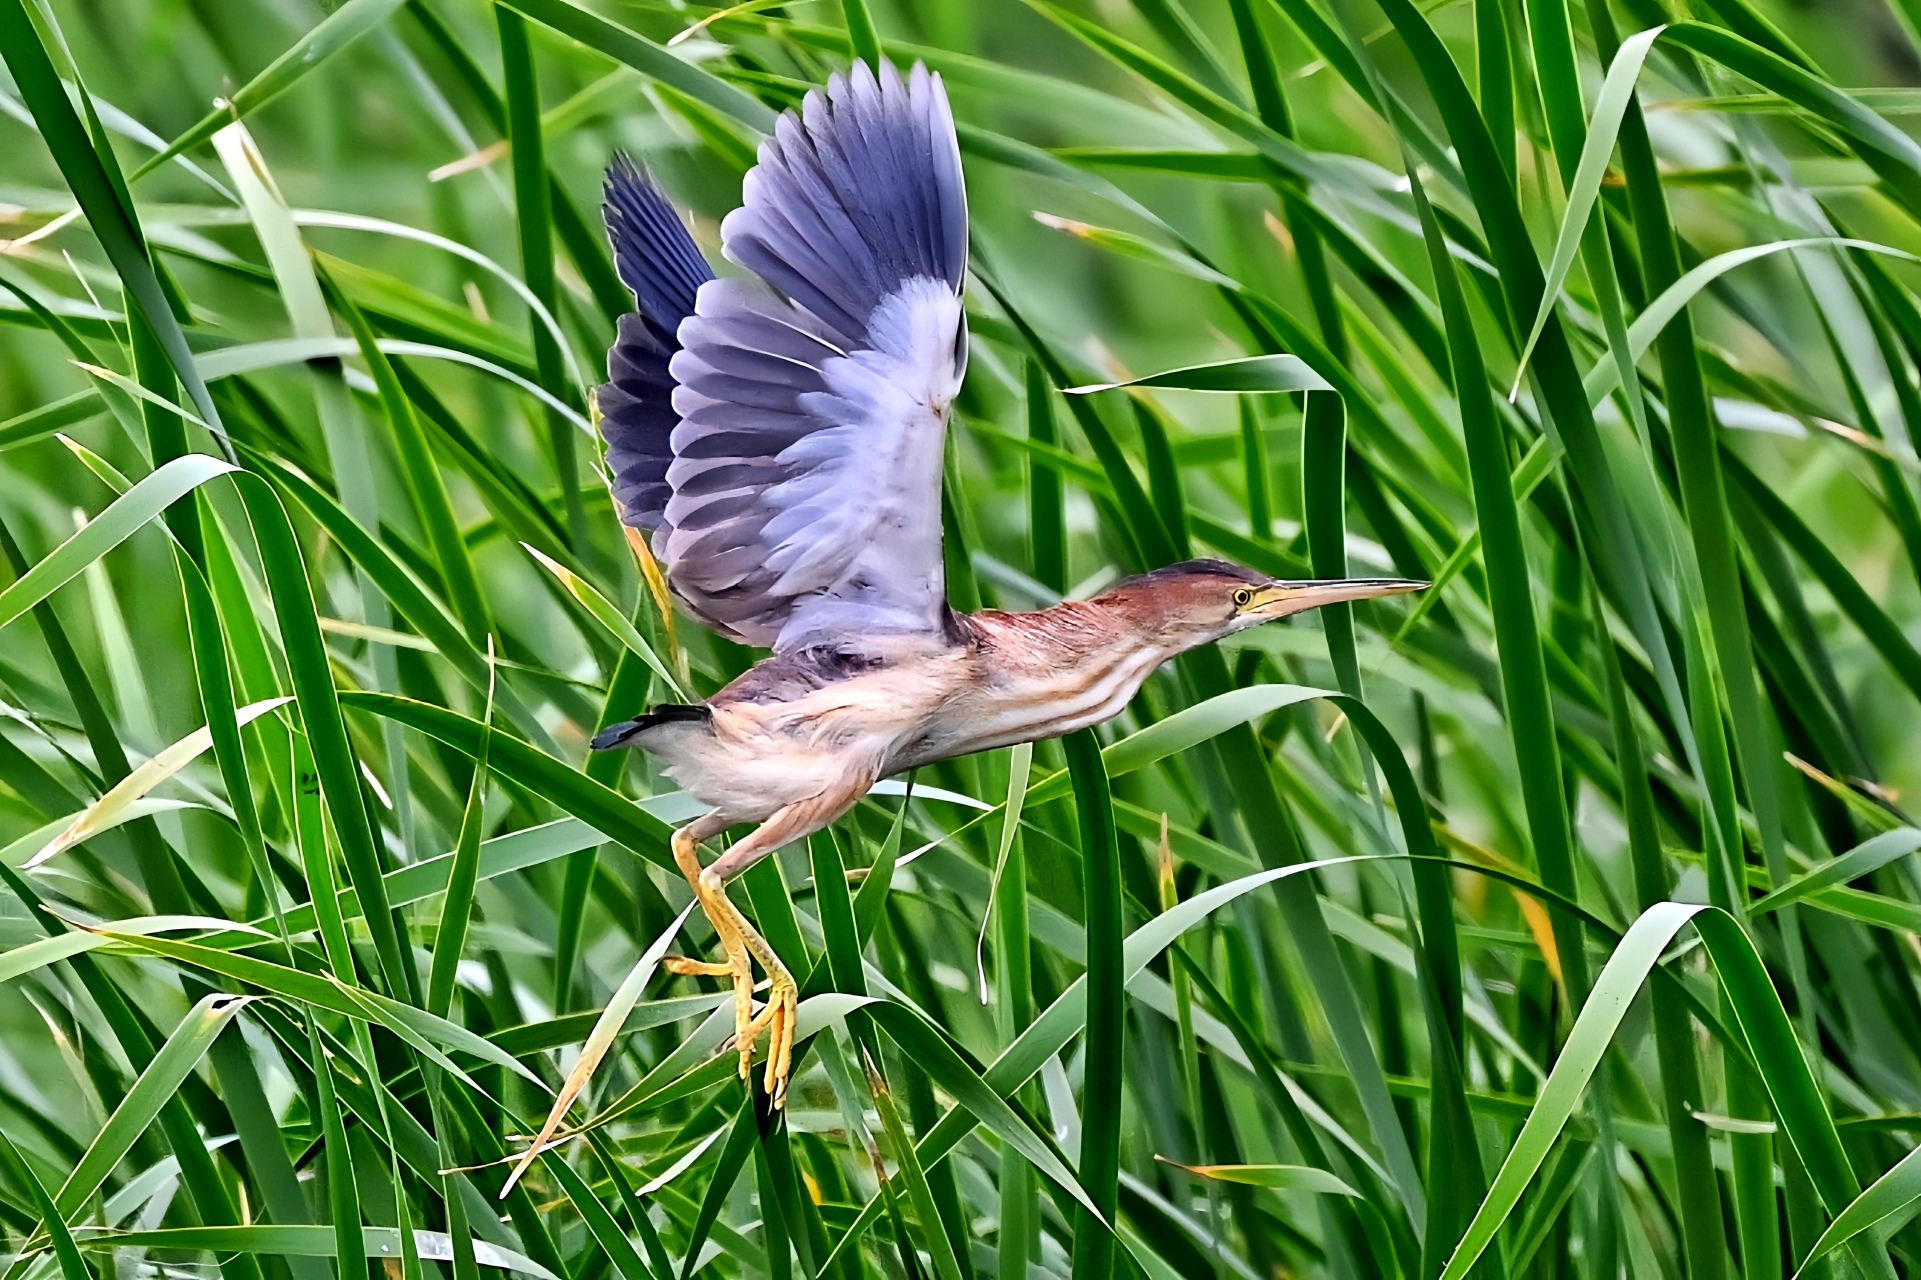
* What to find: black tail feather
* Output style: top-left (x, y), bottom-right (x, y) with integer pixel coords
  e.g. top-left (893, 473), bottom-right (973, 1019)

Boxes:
top-left (589, 703), bottom-right (711, 751)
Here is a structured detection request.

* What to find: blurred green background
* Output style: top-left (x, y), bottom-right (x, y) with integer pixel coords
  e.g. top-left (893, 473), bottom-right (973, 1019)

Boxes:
top-left (7, 0), bottom-right (1921, 1277)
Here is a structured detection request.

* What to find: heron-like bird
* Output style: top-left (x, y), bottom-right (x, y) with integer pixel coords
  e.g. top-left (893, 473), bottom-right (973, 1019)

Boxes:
top-left (591, 60), bottom-right (1420, 1107)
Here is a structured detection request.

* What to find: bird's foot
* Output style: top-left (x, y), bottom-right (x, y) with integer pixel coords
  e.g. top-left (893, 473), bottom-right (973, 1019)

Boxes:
top-left (666, 947), bottom-right (753, 1071)
top-left (694, 934), bottom-right (794, 1107)
top-left (685, 868), bottom-right (797, 1109)
top-left (741, 957), bottom-right (797, 1108)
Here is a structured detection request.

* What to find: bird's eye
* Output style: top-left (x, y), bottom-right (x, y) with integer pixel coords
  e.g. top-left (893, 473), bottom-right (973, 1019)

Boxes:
top-left (1232, 588), bottom-right (1254, 608)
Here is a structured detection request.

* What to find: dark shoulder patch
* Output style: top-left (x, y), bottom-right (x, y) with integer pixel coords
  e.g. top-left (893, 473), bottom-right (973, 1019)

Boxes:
top-left (718, 647), bottom-right (883, 706)
top-left (803, 646), bottom-right (885, 678)
top-left (940, 605), bottom-right (979, 648)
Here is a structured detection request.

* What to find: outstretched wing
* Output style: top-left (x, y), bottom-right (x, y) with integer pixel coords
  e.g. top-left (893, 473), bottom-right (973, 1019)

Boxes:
top-left (661, 60), bottom-right (968, 652)
top-left (595, 156), bottom-right (715, 529)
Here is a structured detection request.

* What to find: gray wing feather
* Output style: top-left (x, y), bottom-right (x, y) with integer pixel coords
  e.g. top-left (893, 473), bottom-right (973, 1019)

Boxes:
top-left (656, 60), bottom-right (968, 651)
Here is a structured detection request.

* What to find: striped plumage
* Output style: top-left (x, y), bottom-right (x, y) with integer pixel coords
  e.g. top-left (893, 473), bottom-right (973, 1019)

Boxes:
top-left (587, 58), bottom-right (1422, 1107)
top-left (597, 559), bottom-right (1420, 868)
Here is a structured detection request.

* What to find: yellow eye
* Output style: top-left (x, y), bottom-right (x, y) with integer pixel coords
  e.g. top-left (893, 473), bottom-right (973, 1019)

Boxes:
top-left (1232, 588), bottom-right (1254, 608)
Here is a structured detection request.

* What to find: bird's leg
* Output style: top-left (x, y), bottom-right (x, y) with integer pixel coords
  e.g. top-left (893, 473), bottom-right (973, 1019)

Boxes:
top-left (708, 866), bottom-right (796, 1104)
top-left (699, 778), bottom-right (873, 1109)
top-left (662, 816), bottom-right (759, 1077)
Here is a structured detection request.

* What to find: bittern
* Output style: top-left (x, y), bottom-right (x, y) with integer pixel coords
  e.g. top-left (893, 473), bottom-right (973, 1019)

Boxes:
top-left (590, 59), bottom-right (1421, 1107)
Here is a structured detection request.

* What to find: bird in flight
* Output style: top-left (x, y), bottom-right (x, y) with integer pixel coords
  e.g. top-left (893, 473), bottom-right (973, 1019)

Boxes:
top-left (590, 59), bottom-right (1420, 1108)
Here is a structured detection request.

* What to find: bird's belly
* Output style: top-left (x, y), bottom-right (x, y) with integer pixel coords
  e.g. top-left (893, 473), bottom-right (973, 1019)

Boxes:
top-left (658, 681), bottom-right (935, 821)
top-left (659, 736), bottom-right (848, 822)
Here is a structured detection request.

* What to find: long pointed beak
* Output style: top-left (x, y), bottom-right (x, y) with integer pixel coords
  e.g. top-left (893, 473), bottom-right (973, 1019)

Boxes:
top-left (1253, 577), bottom-right (1426, 616)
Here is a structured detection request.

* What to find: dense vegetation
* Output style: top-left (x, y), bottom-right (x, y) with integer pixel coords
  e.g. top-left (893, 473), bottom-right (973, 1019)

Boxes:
top-left (7, 0), bottom-right (1921, 1275)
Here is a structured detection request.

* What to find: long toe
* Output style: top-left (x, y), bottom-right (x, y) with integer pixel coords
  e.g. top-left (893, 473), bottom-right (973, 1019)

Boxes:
top-left (663, 954), bottom-right (735, 977)
top-left (766, 975), bottom-right (799, 1109)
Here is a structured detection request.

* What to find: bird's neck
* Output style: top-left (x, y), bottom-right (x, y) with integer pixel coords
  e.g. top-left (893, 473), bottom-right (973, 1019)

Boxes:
top-left (987, 595), bottom-right (1213, 661)
top-left (961, 599), bottom-right (1198, 738)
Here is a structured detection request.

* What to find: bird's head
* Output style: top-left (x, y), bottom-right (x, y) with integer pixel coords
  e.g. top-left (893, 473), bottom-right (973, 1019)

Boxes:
top-left (1098, 559), bottom-right (1425, 649)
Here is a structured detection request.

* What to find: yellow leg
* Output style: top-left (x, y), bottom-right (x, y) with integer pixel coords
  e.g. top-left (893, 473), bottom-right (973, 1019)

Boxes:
top-left (669, 824), bottom-right (798, 1107)
top-left (710, 865), bottom-right (797, 1106)
top-left (669, 778), bottom-right (872, 1110)
top-left (670, 825), bottom-right (756, 1085)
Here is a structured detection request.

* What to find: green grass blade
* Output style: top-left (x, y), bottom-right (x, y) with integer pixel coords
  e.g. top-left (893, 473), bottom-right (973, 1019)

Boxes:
top-left (53, 992), bottom-right (252, 1216)
top-left (1665, 22), bottom-right (1921, 207)
top-left (426, 656), bottom-right (496, 1018)
top-left (1439, 903), bottom-right (1705, 1280)
top-left (1410, 170), bottom-right (1588, 1004)
top-left (1751, 829), bottom-right (1921, 915)
top-left (88, 925), bottom-right (543, 1086)
top-left (977, 742), bottom-right (1033, 1002)
top-left (339, 692), bottom-right (674, 865)
top-left (198, 337), bottom-right (586, 426)
top-left (504, 0), bottom-right (776, 133)
top-left (1064, 727), bottom-right (1122, 1278)
top-left (1025, 362), bottom-right (1067, 593)
top-left (24, 697), bottom-right (289, 868)
top-left (500, 902), bottom-right (697, 1194)
top-left (0, 0), bottom-right (228, 447)
top-left (839, 0), bottom-right (881, 64)
top-left (1510, 25), bottom-right (1666, 390)
top-left (309, 1018), bottom-right (364, 1280)
top-left (811, 825), bottom-right (867, 1006)
top-left (1583, 237), bottom-right (1916, 407)
top-left (862, 1045), bottom-right (967, 1280)
top-left (246, 450), bottom-right (553, 748)
top-left (0, 390), bottom-right (103, 450)
top-left (0, 1128), bottom-right (92, 1280)
top-left (866, 1001), bottom-right (1095, 1217)
top-left (677, 1093), bottom-right (759, 1280)
top-left (228, 470), bottom-right (415, 999)
top-left (294, 210), bottom-right (583, 390)
top-left (1064, 353), bottom-right (1331, 394)
top-left (1237, 399), bottom-right (1271, 538)
top-left (0, 455), bottom-right (236, 631)
top-left (1159, 1160), bottom-right (1358, 1196)
top-left (1300, 392), bottom-right (1359, 698)
top-left (522, 543), bottom-right (686, 697)
top-left (542, 1152), bottom-right (665, 1280)
top-left (853, 777), bottom-right (911, 947)
top-left (1795, 1143), bottom-right (1921, 1275)
top-left (1726, 449), bottom-right (1921, 705)
top-left (497, 4), bottom-right (585, 556)
top-left (329, 273), bottom-right (491, 643)
top-left (135, 0), bottom-right (406, 178)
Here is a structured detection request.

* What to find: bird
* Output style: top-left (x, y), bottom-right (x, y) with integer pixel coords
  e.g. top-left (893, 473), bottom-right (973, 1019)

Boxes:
top-left (589, 59), bottom-right (1423, 1108)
